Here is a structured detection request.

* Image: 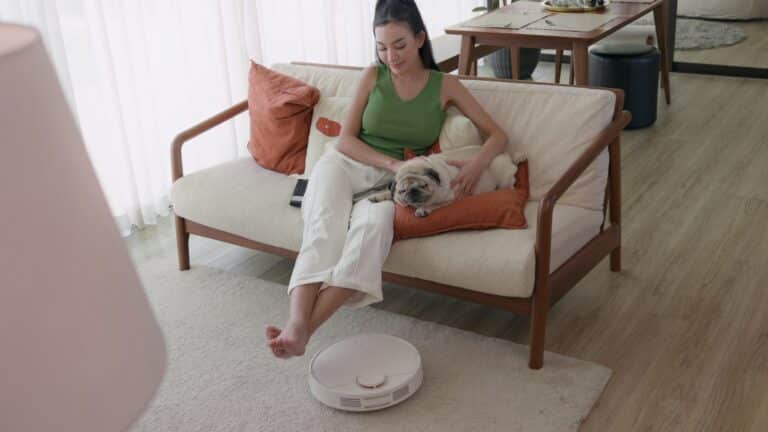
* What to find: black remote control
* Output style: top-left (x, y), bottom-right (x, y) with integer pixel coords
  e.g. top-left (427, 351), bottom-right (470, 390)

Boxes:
top-left (290, 178), bottom-right (308, 208)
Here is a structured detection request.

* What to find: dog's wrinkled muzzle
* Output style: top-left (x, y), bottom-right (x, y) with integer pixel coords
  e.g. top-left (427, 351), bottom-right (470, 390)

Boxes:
top-left (406, 188), bottom-right (428, 204)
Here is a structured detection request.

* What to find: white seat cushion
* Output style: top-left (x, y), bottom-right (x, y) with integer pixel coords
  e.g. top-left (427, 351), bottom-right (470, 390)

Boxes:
top-left (385, 203), bottom-right (602, 298)
top-left (171, 158), bottom-right (303, 252)
top-left (172, 157), bottom-right (604, 298)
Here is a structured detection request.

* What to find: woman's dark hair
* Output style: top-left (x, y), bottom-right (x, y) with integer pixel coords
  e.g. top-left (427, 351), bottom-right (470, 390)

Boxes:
top-left (373, 0), bottom-right (440, 71)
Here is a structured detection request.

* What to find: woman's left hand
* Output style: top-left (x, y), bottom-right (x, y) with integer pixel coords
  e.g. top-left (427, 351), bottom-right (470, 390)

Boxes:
top-left (447, 157), bottom-right (487, 200)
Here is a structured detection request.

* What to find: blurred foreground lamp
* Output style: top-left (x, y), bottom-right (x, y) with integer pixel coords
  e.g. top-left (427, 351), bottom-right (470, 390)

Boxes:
top-left (0, 23), bottom-right (166, 431)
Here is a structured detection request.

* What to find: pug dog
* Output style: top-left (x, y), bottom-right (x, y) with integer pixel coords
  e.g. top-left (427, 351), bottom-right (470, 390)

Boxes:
top-left (369, 146), bottom-right (525, 217)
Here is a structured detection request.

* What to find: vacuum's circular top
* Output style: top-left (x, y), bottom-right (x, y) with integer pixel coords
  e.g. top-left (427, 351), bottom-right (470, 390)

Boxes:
top-left (308, 334), bottom-right (423, 411)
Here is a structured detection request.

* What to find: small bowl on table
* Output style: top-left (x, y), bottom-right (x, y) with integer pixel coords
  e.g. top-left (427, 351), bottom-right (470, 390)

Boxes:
top-left (542, 0), bottom-right (610, 13)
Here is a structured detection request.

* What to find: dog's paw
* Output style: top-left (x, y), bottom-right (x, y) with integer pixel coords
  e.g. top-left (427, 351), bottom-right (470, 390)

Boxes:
top-left (368, 191), bottom-right (392, 203)
top-left (414, 208), bottom-right (431, 218)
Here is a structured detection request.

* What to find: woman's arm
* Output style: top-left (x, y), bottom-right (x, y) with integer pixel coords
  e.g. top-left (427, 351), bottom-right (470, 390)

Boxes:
top-left (336, 66), bottom-right (404, 173)
top-left (442, 74), bottom-right (509, 198)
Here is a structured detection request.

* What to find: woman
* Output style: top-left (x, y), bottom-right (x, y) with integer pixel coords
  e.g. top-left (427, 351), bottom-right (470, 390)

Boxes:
top-left (266, 0), bottom-right (508, 358)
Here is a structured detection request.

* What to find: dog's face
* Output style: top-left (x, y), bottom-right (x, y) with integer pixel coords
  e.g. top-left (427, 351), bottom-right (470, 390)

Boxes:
top-left (393, 159), bottom-right (443, 208)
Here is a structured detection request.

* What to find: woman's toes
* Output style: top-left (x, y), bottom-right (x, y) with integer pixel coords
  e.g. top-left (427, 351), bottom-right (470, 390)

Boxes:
top-left (270, 345), bottom-right (286, 358)
top-left (265, 323), bottom-right (308, 359)
top-left (265, 325), bottom-right (281, 340)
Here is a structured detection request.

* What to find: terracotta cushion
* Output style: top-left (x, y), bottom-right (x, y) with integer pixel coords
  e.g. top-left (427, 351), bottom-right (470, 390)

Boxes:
top-left (246, 62), bottom-right (320, 175)
top-left (403, 139), bottom-right (441, 160)
top-left (393, 159), bottom-right (529, 241)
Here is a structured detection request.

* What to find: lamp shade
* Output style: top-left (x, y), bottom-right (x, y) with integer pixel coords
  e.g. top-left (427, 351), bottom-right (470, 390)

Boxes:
top-left (0, 23), bottom-right (166, 431)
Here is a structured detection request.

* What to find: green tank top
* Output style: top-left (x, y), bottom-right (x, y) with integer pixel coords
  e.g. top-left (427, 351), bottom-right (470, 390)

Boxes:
top-left (358, 64), bottom-right (446, 160)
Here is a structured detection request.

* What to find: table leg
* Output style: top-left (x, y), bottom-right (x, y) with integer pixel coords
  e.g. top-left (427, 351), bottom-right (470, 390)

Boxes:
top-left (554, 49), bottom-right (563, 84)
top-left (458, 35), bottom-right (476, 76)
top-left (510, 46), bottom-right (520, 80)
top-left (571, 41), bottom-right (589, 86)
top-left (654, 1), bottom-right (672, 105)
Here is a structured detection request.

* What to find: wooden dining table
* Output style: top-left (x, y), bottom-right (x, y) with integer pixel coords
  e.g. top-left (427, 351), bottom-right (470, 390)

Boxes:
top-left (445, 0), bottom-right (671, 104)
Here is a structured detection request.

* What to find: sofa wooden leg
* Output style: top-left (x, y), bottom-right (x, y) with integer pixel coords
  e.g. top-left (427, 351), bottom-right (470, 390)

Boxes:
top-left (528, 293), bottom-right (550, 369)
top-left (175, 215), bottom-right (191, 271)
top-left (611, 246), bottom-right (621, 272)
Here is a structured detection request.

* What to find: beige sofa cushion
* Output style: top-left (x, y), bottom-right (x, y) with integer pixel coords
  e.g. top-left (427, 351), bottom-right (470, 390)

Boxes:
top-left (172, 158), bottom-right (302, 252)
top-left (458, 80), bottom-right (613, 211)
top-left (272, 63), bottom-right (615, 211)
top-left (438, 106), bottom-right (483, 151)
top-left (384, 202), bottom-right (601, 298)
top-left (171, 157), bottom-right (604, 298)
top-left (305, 96), bottom-right (349, 177)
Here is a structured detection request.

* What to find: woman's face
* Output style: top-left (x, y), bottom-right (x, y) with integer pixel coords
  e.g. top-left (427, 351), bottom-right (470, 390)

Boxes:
top-left (374, 22), bottom-right (425, 75)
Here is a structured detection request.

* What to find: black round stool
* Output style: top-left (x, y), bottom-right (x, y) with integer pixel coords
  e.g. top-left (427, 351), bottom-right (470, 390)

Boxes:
top-left (588, 43), bottom-right (660, 129)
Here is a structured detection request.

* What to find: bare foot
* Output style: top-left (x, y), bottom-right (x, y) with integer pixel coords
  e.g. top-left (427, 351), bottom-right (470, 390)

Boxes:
top-left (267, 321), bottom-right (310, 359)
top-left (265, 325), bottom-right (287, 358)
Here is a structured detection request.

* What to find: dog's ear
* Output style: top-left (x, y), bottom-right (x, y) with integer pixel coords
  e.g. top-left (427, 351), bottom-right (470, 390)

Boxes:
top-left (424, 168), bottom-right (441, 185)
top-left (388, 180), bottom-right (397, 194)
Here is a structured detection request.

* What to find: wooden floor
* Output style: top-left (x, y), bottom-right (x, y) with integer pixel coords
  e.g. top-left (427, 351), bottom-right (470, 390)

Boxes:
top-left (127, 65), bottom-right (768, 431)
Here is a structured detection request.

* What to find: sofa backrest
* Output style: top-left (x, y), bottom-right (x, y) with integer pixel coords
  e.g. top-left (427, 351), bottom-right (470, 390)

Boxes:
top-left (271, 63), bottom-right (617, 211)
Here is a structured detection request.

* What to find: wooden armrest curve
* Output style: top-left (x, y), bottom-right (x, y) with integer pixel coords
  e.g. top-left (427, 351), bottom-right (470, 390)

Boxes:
top-left (535, 110), bottom-right (631, 274)
top-left (171, 99), bottom-right (249, 182)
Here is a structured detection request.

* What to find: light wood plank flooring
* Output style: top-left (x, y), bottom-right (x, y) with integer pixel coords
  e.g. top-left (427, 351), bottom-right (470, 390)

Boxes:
top-left (126, 65), bottom-right (768, 431)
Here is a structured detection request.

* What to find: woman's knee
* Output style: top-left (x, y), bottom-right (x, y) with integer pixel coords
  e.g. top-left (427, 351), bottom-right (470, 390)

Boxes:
top-left (303, 155), bottom-right (352, 217)
top-left (370, 200), bottom-right (395, 219)
top-left (310, 150), bottom-right (345, 179)
top-left (357, 201), bottom-right (395, 236)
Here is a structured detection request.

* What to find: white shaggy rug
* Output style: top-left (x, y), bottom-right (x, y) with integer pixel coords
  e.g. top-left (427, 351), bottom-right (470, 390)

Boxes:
top-left (637, 17), bottom-right (748, 50)
top-left (128, 251), bottom-right (611, 432)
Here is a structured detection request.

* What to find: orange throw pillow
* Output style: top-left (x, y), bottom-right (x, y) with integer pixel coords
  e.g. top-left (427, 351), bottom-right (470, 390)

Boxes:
top-left (403, 139), bottom-right (441, 160)
top-left (393, 160), bottom-right (529, 241)
top-left (246, 62), bottom-right (320, 175)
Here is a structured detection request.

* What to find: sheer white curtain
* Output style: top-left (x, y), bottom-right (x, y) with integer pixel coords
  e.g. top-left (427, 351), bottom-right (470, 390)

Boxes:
top-left (0, 0), bottom-right (250, 235)
top-left (0, 0), bottom-right (481, 236)
top-left (253, 0), bottom-right (483, 66)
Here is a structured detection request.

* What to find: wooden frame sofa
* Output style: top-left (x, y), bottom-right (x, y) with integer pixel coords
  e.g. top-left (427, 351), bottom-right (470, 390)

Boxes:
top-left (171, 62), bottom-right (630, 369)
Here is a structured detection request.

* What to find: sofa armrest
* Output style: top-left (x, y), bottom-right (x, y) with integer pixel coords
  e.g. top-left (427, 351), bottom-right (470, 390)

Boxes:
top-left (171, 99), bottom-right (249, 182)
top-left (535, 110), bottom-right (631, 278)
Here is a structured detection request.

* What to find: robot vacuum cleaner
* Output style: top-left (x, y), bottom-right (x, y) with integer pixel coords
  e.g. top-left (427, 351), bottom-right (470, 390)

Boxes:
top-left (308, 333), bottom-right (422, 412)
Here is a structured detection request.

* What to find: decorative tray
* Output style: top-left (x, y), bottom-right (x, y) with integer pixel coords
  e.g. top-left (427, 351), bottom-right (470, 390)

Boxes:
top-left (542, 0), bottom-right (610, 13)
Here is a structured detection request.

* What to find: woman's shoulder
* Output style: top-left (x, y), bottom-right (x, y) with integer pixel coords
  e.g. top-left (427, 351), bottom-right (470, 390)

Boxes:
top-left (440, 72), bottom-right (460, 86)
top-left (440, 73), bottom-right (464, 98)
top-left (362, 63), bottom-right (380, 77)
top-left (358, 64), bottom-right (382, 93)
top-left (364, 63), bottom-right (388, 81)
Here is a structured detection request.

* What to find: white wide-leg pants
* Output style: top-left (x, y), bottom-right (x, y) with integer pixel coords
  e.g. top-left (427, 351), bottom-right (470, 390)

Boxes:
top-left (288, 148), bottom-right (395, 309)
